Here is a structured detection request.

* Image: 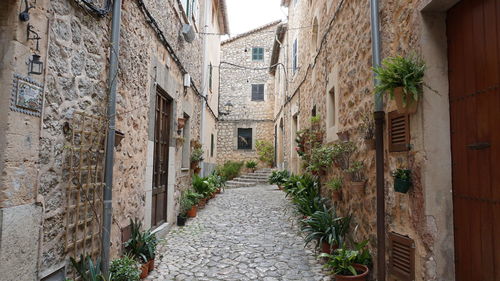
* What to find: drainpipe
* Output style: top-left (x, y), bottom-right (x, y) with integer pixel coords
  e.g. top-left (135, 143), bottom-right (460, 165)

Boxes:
top-left (199, 0), bottom-right (211, 177)
top-left (102, 0), bottom-right (122, 275)
top-left (370, 0), bottom-right (385, 280)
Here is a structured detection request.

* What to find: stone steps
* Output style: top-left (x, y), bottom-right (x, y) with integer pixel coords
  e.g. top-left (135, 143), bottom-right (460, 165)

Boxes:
top-left (225, 169), bottom-right (273, 189)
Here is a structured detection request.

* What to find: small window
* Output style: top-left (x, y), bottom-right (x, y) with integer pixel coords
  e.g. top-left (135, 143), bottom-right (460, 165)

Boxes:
top-left (210, 134), bottom-right (214, 157)
top-left (292, 39), bottom-right (298, 74)
top-left (312, 105), bottom-right (317, 117)
top-left (237, 128), bottom-right (252, 150)
top-left (251, 84), bottom-right (264, 101)
top-left (252, 47), bottom-right (264, 61)
top-left (209, 63), bottom-right (213, 92)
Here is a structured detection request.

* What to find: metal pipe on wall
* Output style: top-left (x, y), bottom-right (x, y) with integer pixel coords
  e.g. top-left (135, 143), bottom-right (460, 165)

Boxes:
top-left (102, 0), bottom-right (122, 275)
top-left (369, 0), bottom-right (386, 280)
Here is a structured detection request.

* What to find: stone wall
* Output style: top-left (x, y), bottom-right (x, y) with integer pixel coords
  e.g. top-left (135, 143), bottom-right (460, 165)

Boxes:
top-left (217, 22), bottom-right (279, 166)
top-left (274, 0), bottom-right (455, 280)
top-left (0, 0), bottom-right (216, 279)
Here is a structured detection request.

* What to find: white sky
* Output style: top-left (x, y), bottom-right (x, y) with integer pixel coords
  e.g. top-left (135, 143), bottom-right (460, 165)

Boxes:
top-left (225, 0), bottom-right (286, 36)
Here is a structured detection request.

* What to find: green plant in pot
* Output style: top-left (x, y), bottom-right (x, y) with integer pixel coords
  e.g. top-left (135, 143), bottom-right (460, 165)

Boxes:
top-left (374, 55), bottom-right (425, 114)
top-left (392, 168), bottom-right (412, 193)
top-left (325, 177), bottom-right (343, 201)
top-left (347, 161), bottom-right (366, 194)
top-left (359, 113), bottom-right (375, 150)
top-left (269, 170), bottom-right (290, 189)
top-left (246, 160), bottom-right (258, 172)
top-left (301, 205), bottom-right (351, 254)
top-left (178, 192), bottom-right (192, 226)
top-left (69, 255), bottom-right (113, 281)
top-left (320, 246), bottom-right (371, 281)
top-left (110, 255), bottom-right (140, 281)
top-left (332, 141), bottom-right (356, 170)
top-left (307, 144), bottom-right (336, 175)
top-left (256, 140), bottom-right (275, 167)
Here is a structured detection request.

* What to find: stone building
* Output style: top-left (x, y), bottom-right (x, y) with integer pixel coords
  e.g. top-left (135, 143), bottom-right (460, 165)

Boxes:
top-left (217, 21), bottom-right (279, 165)
top-left (272, 0), bottom-right (499, 280)
top-left (0, 0), bottom-right (228, 279)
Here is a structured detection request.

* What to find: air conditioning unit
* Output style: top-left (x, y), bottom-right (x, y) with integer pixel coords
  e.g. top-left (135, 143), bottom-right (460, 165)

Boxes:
top-left (182, 24), bottom-right (195, 43)
top-left (183, 74), bottom-right (191, 87)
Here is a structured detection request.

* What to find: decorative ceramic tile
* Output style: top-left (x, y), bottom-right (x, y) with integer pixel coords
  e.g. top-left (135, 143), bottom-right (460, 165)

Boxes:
top-left (10, 74), bottom-right (43, 116)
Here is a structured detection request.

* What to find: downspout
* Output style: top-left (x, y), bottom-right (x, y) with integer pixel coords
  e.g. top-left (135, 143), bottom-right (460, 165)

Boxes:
top-left (200, 0), bottom-right (211, 176)
top-left (102, 0), bottom-right (122, 275)
top-left (369, 0), bottom-right (385, 280)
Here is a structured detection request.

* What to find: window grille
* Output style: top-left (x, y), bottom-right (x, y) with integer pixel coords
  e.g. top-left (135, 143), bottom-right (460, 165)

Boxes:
top-left (237, 128), bottom-right (252, 150)
top-left (252, 47), bottom-right (264, 61)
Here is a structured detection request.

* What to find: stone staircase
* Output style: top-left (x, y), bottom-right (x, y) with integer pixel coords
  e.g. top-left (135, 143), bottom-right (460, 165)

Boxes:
top-left (225, 168), bottom-right (273, 189)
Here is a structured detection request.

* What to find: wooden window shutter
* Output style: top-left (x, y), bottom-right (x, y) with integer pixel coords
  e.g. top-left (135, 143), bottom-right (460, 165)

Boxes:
top-left (388, 111), bottom-right (410, 152)
top-left (389, 232), bottom-right (415, 281)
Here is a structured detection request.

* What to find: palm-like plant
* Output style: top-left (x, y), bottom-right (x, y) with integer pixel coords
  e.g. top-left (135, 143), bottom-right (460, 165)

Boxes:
top-left (69, 255), bottom-right (113, 281)
top-left (301, 206), bottom-right (351, 250)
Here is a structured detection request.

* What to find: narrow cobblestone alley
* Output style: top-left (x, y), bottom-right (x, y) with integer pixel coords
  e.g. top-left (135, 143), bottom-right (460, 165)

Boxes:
top-left (146, 185), bottom-right (331, 281)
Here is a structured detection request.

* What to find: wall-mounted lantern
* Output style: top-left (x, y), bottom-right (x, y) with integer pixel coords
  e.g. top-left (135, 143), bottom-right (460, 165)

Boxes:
top-left (177, 117), bottom-right (186, 135)
top-left (19, 0), bottom-right (34, 22)
top-left (28, 54), bottom-right (44, 75)
top-left (221, 101), bottom-right (233, 115)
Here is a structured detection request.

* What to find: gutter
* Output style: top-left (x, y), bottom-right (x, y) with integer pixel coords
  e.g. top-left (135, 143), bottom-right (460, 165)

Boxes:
top-left (101, 0), bottom-right (122, 275)
top-left (369, 0), bottom-right (386, 280)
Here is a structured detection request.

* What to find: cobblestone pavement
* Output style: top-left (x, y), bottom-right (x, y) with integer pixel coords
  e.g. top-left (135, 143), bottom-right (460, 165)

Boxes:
top-left (146, 184), bottom-right (332, 281)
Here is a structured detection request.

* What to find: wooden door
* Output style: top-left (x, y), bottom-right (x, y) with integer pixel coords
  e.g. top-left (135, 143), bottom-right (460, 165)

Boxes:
top-left (152, 90), bottom-right (171, 227)
top-left (447, 0), bottom-right (500, 280)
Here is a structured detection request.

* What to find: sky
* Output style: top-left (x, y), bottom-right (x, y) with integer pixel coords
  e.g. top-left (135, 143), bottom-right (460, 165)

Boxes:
top-left (225, 0), bottom-right (286, 37)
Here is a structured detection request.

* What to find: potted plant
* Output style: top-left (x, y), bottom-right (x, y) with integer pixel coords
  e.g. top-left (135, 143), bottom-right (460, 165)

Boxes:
top-left (325, 177), bottom-right (343, 201)
top-left (142, 230), bottom-right (158, 271)
top-left (392, 168), bottom-right (412, 193)
top-left (175, 136), bottom-right (185, 146)
top-left (268, 170), bottom-right (290, 190)
top-left (177, 117), bottom-right (186, 130)
top-left (124, 219), bottom-right (150, 278)
top-left (69, 255), bottom-right (113, 281)
top-left (301, 206), bottom-right (351, 254)
top-left (374, 55), bottom-right (426, 114)
top-left (246, 160), bottom-right (258, 172)
top-left (332, 141), bottom-right (356, 170)
top-left (177, 193), bottom-right (191, 226)
top-left (359, 113), bottom-right (375, 150)
top-left (307, 144), bottom-right (336, 175)
top-left (320, 247), bottom-right (371, 281)
top-left (110, 255), bottom-right (141, 281)
top-left (185, 190), bottom-right (202, 217)
top-left (347, 161), bottom-right (366, 194)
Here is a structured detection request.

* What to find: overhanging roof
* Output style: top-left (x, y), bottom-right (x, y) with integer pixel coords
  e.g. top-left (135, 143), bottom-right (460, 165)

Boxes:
top-left (269, 23), bottom-right (287, 75)
top-left (222, 20), bottom-right (282, 45)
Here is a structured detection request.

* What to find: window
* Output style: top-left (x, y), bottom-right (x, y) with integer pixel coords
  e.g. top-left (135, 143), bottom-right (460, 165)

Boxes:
top-left (209, 63), bottom-right (213, 92)
top-left (312, 105), bottom-right (317, 117)
top-left (251, 84), bottom-right (264, 101)
top-left (252, 47), bottom-right (264, 61)
top-left (237, 128), bottom-right (252, 150)
top-left (210, 134), bottom-right (214, 157)
top-left (292, 39), bottom-right (298, 74)
top-left (181, 0), bottom-right (199, 22)
top-left (181, 115), bottom-right (190, 169)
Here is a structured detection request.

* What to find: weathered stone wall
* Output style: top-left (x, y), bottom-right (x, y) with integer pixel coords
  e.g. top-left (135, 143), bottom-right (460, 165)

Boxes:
top-left (275, 0), bottom-right (454, 280)
top-left (217, 22), bottom-right (279, 165)
top-left (1, 0), bottom-right (214, 278)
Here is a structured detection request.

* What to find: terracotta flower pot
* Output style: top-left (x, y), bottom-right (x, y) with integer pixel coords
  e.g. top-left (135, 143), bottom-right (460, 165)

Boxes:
top-left (139, 263), bottom-right (149, 279)
top-left (194, 167), bottom-right (201, 174)
top-left (350, 181), bottom-right (366, 194)
top-left (321, 242), bottom-right (338, 254)
top-left (187, 205), bottom-right (197, 218)
top-left (148, 259), bottom-right (155, 271)
top-left (364, 139), bottom-right (376, 150)
top-left (332, 190), bottom-right (342, 201)
top-left (393, 87), bottom-right (418, 114)
top-left (216, 188), bottom-right (221, 194)
top-left (334, 264), bottom-right (369, 281)
top-left (177, 117), bottom-right (186, 129)
top-left (198, 198), bottom-right (206, 208)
